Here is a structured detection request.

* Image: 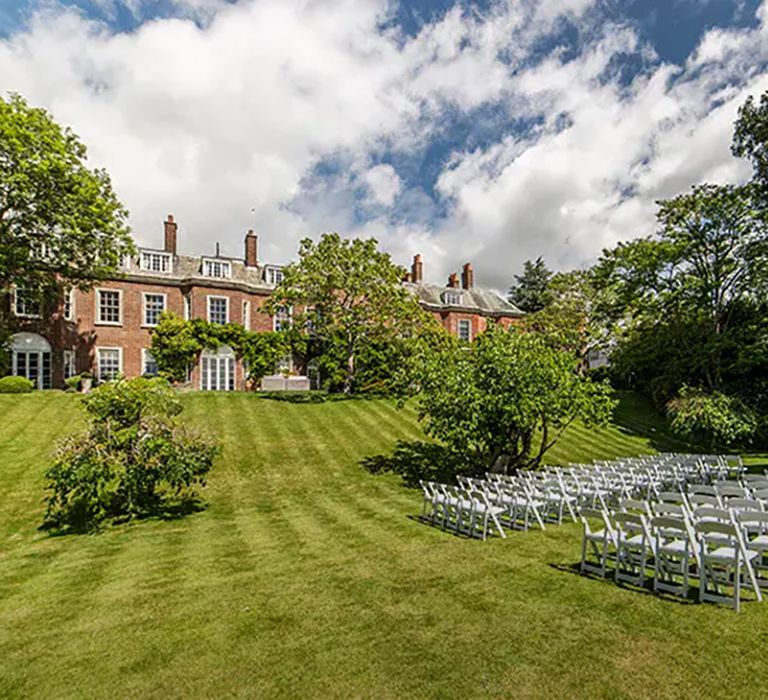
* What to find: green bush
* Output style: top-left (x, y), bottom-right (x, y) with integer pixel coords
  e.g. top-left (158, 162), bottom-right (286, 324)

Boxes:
top-left (44, 376), bottom-right (220, 532)
top-left (667, 386), bottom-right (758, 449)
top-left (0, 376), bottom-right (34, 393)
top-left (64, 375), bottom-right (81, 392)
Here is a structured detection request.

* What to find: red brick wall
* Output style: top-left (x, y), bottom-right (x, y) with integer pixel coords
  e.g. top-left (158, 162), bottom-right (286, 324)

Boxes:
top-left (7, 281), bottom-right (521, 390)
top-left (432, 310), bottom-right (521, 339)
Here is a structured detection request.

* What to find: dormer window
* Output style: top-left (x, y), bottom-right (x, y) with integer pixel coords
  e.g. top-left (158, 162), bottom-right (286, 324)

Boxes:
top-left (203, 258), bottom-right (231, 279)
top-left (442, 291), bottom-right (462, 306)
top-left (265, 266), bottom-right (284, 286)
top-left (140, 251), bottom-right (172, 273)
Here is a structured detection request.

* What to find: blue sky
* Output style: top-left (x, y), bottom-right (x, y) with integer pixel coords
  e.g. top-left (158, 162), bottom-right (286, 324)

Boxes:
top-left (1, 0), bottom-right (767, 289)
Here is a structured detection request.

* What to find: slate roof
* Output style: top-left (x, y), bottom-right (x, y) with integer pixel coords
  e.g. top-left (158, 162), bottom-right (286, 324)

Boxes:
top-left (123, 246), bottom-right (523, 318)
top-left (405, 282), bottom-right (524, 318)
top-left (121, 248), bottom-right (279, 292)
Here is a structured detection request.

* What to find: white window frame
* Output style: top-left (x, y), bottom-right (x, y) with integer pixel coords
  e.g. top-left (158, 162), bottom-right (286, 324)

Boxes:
top-left (142, 348), bottom-right (159, 376)
top-left (183, 294), bottom-right (192, 321)
top-left (202, 258), bottom-right (232, 279)
top-left (273, 305), bottom-right (292, 332)
top-left (96, 347), bottom-right (123, 382)
top-left (243, 300), bottom-right (251, 331)
top-left (139, 250), bottom-right (172, 273)
top-left (96, 288), bottom-right (123, 326)
top-left (63, 288), bottom-right (75, 321)
top-left (265, 266), bottom-right (284, 286)
top-left (442, 291), bottom-right (462, 306)
top-left (199, 348), bottom-right (236, 391)
top-left (207, 295), bottom-right (229, 324)
top-left (12, 286), bottom-right (42, 318)
top-left (142, 292), bottom-right (167, 327)
top-left (63, 349), bottom-right (76, 379)
top-left (457, 319), bottom-right (472, 342)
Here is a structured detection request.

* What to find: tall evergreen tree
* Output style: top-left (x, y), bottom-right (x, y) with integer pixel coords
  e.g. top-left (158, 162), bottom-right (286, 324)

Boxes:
top-left (508, 256), bottom-right (553, 312)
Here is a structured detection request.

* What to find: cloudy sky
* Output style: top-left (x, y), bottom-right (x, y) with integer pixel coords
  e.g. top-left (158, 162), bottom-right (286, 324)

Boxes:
top-left (1, 0), bottom-right (767, 290)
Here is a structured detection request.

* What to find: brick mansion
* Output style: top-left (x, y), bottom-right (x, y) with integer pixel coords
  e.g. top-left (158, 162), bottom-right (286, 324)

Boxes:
top-left (6, 215), bottom-right (523, 391)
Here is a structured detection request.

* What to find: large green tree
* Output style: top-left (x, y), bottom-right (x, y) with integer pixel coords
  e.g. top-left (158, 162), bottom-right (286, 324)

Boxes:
top-left (595, 183), bottom-right (768, 392)
top-left (522, 269), bottom-right (611, 367)
top-left (732, 91), bottom-right (768, 190)
top-left (508, 256), bottom-right (553, 312)
top-left (268, 232), bottom-right (435, 393)
top-left (0, 93), bottom-right (133, 360)
top-left (413, 325), bottom-right (615, 473)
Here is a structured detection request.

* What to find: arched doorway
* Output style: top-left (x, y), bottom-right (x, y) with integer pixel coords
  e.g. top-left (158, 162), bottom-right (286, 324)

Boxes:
top-left (200, 346), bottom-right (235, 391)
top-left (10, 332), bottom-right (52, 389)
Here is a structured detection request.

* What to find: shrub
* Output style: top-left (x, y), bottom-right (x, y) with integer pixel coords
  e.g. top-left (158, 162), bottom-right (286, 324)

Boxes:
top-left (667, 386), bottom-right (758, 449)
top-left (0, 376), bottom-right (34, 393)
top-left (44, 376), bottom-right (220, 532)
top-left (64, 374), bottom-right (81, 392)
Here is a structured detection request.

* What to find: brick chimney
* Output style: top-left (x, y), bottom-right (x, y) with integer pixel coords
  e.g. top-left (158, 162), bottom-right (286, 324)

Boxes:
top-left (448, 272), bottom-right (460, 288)
top-left (403, 271), bottom-right (412, 283)
top-left (411, 254), bottom-right (423, 283)
top-left (164, 214), bottom-right (177, 255)
top-left (245, 229), bottom-right (258, 267)
top-left (461, 262), bottom-right (474, 290)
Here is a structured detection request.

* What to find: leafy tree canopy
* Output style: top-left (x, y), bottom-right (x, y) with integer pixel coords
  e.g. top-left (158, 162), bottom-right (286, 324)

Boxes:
top-left (0, 93), bottom-right (134, 292)
top-left (268, 232), bottom-right (436, 393)
top-left (412, 325), bottom-right (615, 474)
top-left (733, 91), bottom-right (768, 190)
top-left (522, 269), bottom-right (611, 365)
top-left (508, 256), bottom-right (553, 312)
top-left (593, 183), bottom-right (768, 395)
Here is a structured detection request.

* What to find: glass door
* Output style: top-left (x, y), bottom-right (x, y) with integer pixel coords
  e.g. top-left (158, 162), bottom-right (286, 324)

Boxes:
top-left (12, 351), bottom-right (51, 389)
top-left (200, 355), bottom-right (234, 391)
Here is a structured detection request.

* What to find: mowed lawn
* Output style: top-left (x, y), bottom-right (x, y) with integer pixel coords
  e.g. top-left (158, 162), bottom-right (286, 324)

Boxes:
top-left (1, 392), bottom-right (767, 699)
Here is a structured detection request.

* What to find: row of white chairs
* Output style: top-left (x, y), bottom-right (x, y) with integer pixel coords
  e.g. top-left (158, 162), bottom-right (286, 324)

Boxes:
top-left (419, 453), bottom-right (745, 539)
top-left (419, 482), bottom-right (507, 540)
top-left (581, 502), bottom-right (768, 611)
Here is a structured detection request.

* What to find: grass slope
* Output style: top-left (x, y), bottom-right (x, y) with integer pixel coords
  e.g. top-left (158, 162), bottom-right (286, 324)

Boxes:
top-left (0, 391), bottom-right (766, 699)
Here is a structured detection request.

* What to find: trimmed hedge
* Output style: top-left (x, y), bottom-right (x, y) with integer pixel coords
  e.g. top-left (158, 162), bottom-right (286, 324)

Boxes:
top-left (0, 376), bottom-right (35, 393)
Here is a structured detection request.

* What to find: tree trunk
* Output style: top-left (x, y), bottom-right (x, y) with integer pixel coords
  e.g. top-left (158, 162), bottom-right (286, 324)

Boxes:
top-left (343, 352), bottom-right (355, 394)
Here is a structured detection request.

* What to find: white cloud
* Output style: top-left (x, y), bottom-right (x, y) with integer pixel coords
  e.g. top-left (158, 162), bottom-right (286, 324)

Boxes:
top-left (1, 0), bottom-right (767, 290)
top-left (362, 164), bottom-right (401, 206)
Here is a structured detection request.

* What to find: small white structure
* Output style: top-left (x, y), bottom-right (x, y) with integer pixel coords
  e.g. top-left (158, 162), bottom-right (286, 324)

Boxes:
top-left (260, 375), bottom-right (311, 391)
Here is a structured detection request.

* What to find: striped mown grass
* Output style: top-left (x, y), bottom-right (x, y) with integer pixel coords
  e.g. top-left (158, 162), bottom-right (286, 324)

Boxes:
top-left (0, 390), bottom-right (766, 699)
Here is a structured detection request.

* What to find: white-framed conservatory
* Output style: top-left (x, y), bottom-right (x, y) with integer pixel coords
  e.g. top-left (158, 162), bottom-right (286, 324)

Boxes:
top-left (10, 332), bottom-right (52, 389)
top-left (200, 345), bottom-right (236, 391)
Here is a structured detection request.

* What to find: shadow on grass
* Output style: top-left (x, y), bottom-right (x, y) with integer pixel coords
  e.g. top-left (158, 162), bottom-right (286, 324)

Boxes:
top-left (609, 391), bottom-right (696, 453)
top-left (40, 495), bottom-right (207, 537)
top-left (256, 391), bottom-right (330, 404)
top-left (549, 561), bottom-right (699, 606)
top-left (361, 440), bottom-right (476, 489)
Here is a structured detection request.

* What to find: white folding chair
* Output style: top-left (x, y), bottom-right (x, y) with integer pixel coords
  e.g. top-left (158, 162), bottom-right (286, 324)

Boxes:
top-left (614, 511), bottom-right (652, 586)
top-left (580, 508), bottom-right (617, 578)
top-left (697, 519), bottom-right (763, 612)
top-left (467, 488), bottom-right (506, 541)
top-left (736, 510), bottom-right (768, 583)
top-left (651, 515), bottom-right (698, 598)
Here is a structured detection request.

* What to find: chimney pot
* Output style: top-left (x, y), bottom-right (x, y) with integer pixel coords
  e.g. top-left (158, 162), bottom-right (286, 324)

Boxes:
top-left (245, 230), bottom-right (258, 267)
top-left (461, 262), bottom-right (474, 289)
top-left (448, 272), bottom-right (460, 288)
top-left (164, 215), bottom-right (178, 255)
top-left (411, 253), bottom-right (423, 283)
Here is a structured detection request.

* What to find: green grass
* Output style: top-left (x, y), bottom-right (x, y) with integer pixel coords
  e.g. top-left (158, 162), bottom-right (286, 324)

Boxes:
top-left (0, 391), bottom-right (766, 698)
